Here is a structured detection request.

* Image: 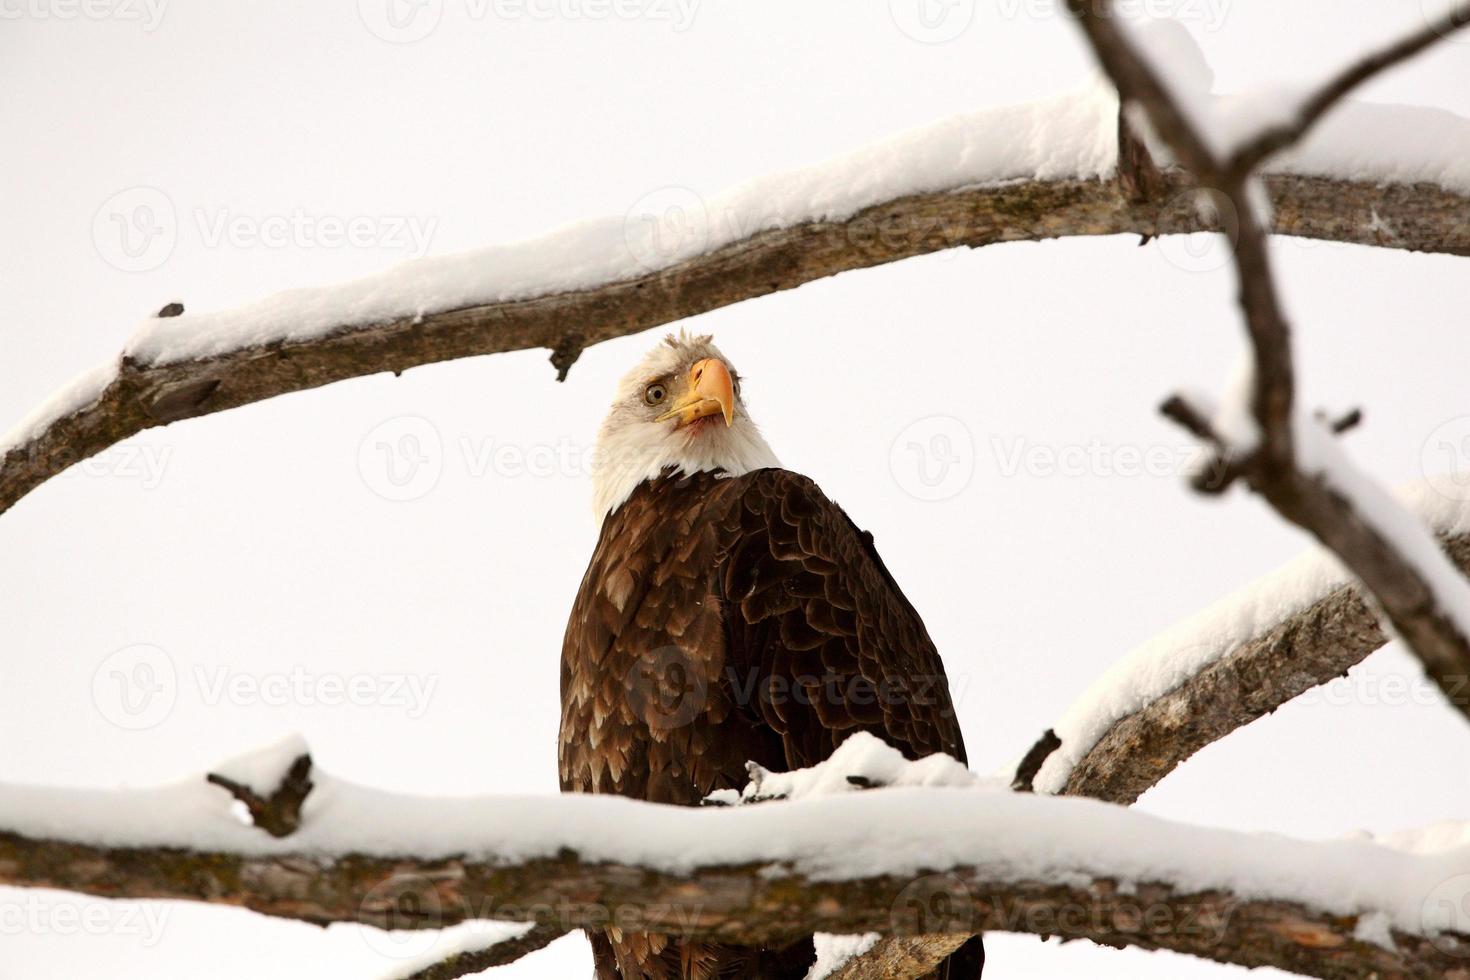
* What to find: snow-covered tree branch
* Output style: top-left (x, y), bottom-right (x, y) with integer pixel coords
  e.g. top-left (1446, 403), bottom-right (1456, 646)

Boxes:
top-left (2, 100), bottom-right (1469, 520)
top-left (1022, 523), bottom-right (1470, 804)
top-left (2, 737), bottom-right (1467, 980)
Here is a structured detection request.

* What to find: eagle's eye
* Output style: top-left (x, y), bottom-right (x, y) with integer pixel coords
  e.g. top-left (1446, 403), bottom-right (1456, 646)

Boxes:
top-left (644, 383), bottom-right (667, 406)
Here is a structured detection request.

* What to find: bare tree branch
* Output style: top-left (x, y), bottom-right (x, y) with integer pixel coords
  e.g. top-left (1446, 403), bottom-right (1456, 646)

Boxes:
top-left (2, 173), bottom-right (1468, 521)
top-left (1228, 2), bottom-right (1470, 176)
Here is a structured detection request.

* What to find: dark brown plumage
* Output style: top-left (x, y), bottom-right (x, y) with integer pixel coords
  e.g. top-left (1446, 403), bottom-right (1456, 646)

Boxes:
top-left (560, 467), bottom-right (980, 979)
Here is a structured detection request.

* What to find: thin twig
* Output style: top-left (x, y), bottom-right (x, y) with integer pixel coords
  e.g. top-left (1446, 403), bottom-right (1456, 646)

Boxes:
top-left (1011, 729), bottom-right (1062, 793)
top-left (389, 925), bottom-right (568, 980)
top-left (1063, 0), bottom-right (1221, 178)
top-left (205, 754), bottom-right (314, 839)
top-left (1228, 1), bottom-right (1470, 175)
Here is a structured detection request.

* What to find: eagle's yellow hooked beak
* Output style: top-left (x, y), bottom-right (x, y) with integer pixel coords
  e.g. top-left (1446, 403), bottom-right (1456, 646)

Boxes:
top-left (656, 357), bottom-right (735, 428)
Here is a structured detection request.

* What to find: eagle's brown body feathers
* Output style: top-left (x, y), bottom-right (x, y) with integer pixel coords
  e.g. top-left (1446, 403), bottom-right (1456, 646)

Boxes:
top-left (560, 467), bottom-right (980, 979)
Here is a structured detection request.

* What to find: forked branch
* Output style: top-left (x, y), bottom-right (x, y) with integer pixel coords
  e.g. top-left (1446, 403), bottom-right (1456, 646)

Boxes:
top-left (1066, 0), bottom-right (1470, 728)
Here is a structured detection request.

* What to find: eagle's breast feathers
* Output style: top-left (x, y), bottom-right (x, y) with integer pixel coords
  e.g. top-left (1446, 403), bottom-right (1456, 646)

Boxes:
top-left (558, 466), bottom-right (975, 979)
top-left (559, 467), bottom-right (966, 801)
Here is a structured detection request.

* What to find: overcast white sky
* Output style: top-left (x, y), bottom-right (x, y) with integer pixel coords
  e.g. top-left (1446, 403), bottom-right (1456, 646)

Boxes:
top-left (3, 1), bottom-right (1470, 977)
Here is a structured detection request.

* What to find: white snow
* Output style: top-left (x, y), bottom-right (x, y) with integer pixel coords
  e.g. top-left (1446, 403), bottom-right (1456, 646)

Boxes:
top-left (120, 83), bottom-right (1118, 371)
top-left (208, 734), bottom-right (310, 792)
top-left (1239, 96), bottom-right (1470, 193)
top-left (1296, 415), bottom-right (1470, 645)
top-left (0, 360), bottom-right (114, 458)
top-left (1126, 15), bottom-right (1470, 193)
top-left (737, 738), bottom-right (983, 979)
top-left (1209, 351), bottom-right (1260, 454)
top-left (1026, 479), bottom-right (1470, 796)
top-left (2, 734), bottom-right (1468, 947)
top-left (1127, 20), bottom-right (1224, 160)
top-left (377, 921), bottom-right (539, 980)
top-left (1364, 818), bottom-right (1470, 856)
top-left (739, 731), bottom-right (995, 802)
top-left (808, 933), bottom-right (881, 980)
top-left (1353, 911), bottom-right (1397, 951)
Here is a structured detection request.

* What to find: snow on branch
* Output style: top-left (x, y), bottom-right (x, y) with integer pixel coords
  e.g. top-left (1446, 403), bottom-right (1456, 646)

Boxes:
top-left (1227, 2), bottom-right (1470, 176)
top-left (1017, 488), bottom-right (1470, 802)
top-left (383, 923), bottom-right (568, 980)
top-left (1064, 1), bottom-right (1470, 729)
top-left (4, 84), bottom-right (1470, 521)
top-left (816, 934), bottom-right (968, 980)
top-left (3, 734), bottom-right (1470, 979)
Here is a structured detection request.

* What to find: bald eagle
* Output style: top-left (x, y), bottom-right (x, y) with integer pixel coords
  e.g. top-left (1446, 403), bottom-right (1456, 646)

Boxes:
top-left (560, 332), bottom-right (982, 979)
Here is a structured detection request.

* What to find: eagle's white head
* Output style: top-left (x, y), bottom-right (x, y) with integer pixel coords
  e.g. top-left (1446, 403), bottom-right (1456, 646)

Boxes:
top-left (591, 330), bottom-right (780, 518)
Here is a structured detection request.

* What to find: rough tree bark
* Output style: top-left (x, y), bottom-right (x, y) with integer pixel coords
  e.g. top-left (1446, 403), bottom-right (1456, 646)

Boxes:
top-left (1060, 536), bottom-right (1470, 804)
top-left (2, 803), bottom-right (1466, 980)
